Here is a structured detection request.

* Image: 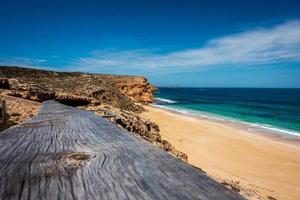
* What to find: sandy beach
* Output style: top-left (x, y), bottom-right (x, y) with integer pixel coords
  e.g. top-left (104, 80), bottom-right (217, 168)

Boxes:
top-left (141, 106), bottom-right (300, 200)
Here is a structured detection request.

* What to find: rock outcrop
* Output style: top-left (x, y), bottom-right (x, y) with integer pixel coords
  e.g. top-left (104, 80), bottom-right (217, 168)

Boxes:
top-left (115, 112), bottom-right (188, 162)
top-left (115, 111), bottom-right (161, 143)
top-left (55, 92), bottom-right (100, 106)
top-left (0, 66), bottom-right (156, 111)
top-left (105, 75), bottom-right (156, 103)
top-left (0, 94), bottom-right (40, 131)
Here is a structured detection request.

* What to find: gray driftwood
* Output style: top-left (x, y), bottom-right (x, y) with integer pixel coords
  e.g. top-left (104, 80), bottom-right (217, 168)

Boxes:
top-left (0, 101), bottom-right (244, 200)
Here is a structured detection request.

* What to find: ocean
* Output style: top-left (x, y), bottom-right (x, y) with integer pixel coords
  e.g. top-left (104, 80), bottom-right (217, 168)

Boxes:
top-left (154, 88), bottom-right (300, 137)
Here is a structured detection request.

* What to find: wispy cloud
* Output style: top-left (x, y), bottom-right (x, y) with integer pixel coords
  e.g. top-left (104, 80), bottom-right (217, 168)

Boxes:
top-left (71, 20), bottom-right (300, 73)
top-left (2, 20), bottom-right (299, 75)
top-left (0, 55), bottom-right (47, 68)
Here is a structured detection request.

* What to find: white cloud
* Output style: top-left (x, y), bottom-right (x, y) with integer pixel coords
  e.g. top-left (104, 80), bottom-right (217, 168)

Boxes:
top-left (72, 20), bottom-right (300, 73)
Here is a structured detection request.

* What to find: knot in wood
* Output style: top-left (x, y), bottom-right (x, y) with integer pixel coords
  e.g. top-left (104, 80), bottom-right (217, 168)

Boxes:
top-left (59, 152), bottom-right (91, 167)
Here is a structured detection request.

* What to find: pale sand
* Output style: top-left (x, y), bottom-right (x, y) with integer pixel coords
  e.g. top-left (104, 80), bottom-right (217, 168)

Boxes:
top-left (141, 106), bottom-right (300, 200)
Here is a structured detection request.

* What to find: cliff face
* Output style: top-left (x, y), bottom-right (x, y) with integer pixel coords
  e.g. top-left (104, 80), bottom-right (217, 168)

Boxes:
top-left (103, 75), bottom-right (156, 103)
top-left (0, 66), bottom-right (156, 110)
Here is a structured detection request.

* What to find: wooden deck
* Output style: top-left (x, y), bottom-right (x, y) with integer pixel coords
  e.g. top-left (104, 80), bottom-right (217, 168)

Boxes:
top-left (0, 101), bottom-right (244, 200)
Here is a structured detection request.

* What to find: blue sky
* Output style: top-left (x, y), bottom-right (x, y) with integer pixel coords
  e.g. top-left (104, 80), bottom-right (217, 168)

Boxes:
top-left (1, 0), bottom-right (300, 87)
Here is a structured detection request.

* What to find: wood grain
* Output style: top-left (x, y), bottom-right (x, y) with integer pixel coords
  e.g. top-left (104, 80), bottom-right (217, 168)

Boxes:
top-left (0, 101), bottom-right (244, 200)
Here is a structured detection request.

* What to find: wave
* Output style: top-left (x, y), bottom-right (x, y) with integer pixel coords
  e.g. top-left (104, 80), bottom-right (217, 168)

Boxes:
top-left (152, 104), bottom-right (300, 138)
top-left (243, 122), bottom-right (300, 137)
top-left (152, 104), bottom-right (195, 115)
top-left (155, 98), bottom-right (177, 104)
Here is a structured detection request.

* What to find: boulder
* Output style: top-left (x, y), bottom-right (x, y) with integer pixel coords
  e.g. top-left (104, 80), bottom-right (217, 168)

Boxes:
top-left (0, 78), bottom-right (10, 89)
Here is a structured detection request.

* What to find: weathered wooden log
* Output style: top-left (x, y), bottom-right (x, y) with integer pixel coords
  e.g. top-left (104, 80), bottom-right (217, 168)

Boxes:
top-left (0, 101), bottom-right (244, 200)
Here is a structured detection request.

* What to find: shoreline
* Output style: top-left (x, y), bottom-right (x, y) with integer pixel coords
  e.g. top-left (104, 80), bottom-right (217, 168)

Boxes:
top-left (152, 104), bottom-right (300, 149)
top-left (141, 105), bottom-right (300, 200)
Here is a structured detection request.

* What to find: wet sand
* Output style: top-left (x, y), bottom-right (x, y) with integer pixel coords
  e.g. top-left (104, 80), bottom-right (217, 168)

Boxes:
top-left (141, 105), bottom-right (300, 200)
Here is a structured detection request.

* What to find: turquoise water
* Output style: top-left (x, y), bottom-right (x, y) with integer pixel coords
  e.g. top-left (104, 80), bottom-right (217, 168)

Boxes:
top-left (154, 88), bottom-right (300, 136)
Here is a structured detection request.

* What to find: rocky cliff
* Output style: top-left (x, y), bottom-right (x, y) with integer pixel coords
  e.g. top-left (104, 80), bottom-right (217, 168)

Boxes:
top-left (104, 75), bottom-right (156, 103)
top-left (0, 66), bottom-right (156, 110)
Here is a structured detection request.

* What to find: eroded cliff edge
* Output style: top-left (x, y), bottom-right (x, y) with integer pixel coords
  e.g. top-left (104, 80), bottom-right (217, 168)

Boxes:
top-left (0, 66), bottom-right (187, 161)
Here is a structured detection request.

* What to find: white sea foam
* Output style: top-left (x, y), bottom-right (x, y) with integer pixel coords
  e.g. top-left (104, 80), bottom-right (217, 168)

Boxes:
top-left (242, 122), bottom-right (300, 137)
top-left (152, 105), bottom-right (195, 115)
top-left (155, 98), bottom-right (177, 104)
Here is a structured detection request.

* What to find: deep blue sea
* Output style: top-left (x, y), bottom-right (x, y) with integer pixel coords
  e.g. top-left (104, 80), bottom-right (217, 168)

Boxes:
top-left (154, 88), bottom-right (300, 136)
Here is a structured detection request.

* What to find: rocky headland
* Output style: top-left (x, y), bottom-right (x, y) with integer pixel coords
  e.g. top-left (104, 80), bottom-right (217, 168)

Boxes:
top-left (0, 66), bottom-right (187, 161)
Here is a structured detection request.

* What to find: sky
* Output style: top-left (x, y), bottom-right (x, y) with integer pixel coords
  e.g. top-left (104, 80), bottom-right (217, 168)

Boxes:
top-left (1, 0), bottom-right (300, 88)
